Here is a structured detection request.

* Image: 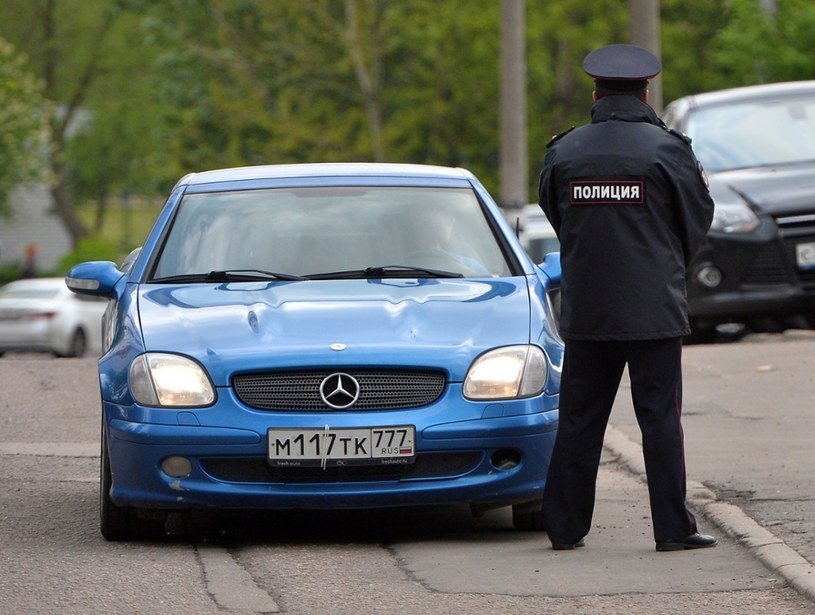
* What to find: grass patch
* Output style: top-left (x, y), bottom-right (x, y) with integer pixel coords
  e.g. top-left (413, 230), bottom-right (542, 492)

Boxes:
top-left (75, 197), bottom-right (164, 255)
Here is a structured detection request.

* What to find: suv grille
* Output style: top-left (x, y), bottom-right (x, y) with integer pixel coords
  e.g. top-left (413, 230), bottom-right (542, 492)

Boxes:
top-left (743, 244), bottom-right (788, 285)
top-left (776, 213), bottom-right (815, 289)
top-left (233, 369), bottom-right (446, 411)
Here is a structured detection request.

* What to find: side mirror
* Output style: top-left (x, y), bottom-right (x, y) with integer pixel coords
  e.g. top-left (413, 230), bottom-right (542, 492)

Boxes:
top-left (65, 261), bottom-right (125, 299)
top-left (538, 252), bottom-right (561, 287)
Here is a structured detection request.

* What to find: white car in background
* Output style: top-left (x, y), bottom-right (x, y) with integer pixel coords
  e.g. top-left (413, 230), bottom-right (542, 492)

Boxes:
top-left (0, 278), bottom-right (108, 357)
top-left (503, 204), bottom-right (560, 263)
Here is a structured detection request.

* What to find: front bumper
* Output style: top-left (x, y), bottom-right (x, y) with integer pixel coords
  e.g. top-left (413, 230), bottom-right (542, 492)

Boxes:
top-left (687, 224), bottom-right (815, 325)
top-left (104, 390), bottom-right (559, 511)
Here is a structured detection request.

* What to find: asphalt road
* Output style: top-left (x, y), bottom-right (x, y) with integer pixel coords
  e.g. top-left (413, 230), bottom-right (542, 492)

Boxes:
top-left (1, 334), bottom-right (814, 614)
top-left (611, 330), bottom-right (815, 561)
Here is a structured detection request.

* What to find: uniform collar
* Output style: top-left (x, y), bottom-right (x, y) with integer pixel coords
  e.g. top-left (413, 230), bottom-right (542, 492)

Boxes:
top-left (590, 95), bottom-right (663, 127)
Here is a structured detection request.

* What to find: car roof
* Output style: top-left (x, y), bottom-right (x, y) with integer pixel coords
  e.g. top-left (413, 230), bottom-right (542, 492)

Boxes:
top-left (178, 163), bottom-right (476, 188)
top-left (669, 79), bottom-right (815, 111)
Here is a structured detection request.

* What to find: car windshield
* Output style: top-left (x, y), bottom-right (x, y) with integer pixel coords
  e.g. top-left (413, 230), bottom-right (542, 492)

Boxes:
top-left (685, 95), bottom-right (815, 172)
top-left (150, 185), bottom-right (512, 281)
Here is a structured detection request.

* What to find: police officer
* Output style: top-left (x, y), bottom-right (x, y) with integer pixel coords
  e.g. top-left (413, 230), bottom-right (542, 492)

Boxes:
top-left (538, 44), bottom-right (717, 552)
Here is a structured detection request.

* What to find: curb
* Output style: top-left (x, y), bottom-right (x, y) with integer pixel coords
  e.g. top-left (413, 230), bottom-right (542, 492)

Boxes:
top-left (604, 425), bottom-right (815, 604)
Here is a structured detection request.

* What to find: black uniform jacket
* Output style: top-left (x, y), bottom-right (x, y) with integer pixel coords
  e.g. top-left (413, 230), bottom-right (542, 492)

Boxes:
top-left (538, 95), bottom-right (715, 341)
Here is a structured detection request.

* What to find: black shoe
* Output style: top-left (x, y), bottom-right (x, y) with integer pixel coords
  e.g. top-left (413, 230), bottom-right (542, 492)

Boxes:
top-left (552, 539), bottom-right (585, 551)
top-left (655, 532), bottom-right (718, 552)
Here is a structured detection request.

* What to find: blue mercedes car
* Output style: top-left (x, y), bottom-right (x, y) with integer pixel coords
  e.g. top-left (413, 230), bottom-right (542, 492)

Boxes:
top-left (66, 163), bottom-right (563, 541)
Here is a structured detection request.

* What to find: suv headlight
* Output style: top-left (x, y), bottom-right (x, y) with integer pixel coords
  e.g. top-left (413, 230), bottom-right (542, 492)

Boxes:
top-left (710, 202), bottom-right (759, 233)
top-left (463, 345), bottom-right (547, 400)
top-left (130, 353), bottom-right (216, 407)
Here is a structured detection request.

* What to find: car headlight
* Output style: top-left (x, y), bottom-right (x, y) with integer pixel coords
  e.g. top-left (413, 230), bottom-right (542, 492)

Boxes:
top-left (463, 345), bottom-right (548, 400)
top-left (130, 353), bottom-right (216, 407)
top-left (710, 202), bottom-right (759, 233)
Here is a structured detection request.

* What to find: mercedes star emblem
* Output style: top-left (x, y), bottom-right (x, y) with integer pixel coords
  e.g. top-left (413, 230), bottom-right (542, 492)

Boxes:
top-left (319, 373), bottom-right (360, 409)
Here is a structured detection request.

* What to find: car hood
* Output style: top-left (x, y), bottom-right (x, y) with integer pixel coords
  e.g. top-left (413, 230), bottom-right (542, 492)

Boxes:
top-left (136, 278), bottom-right (532, 385)
top-left (710, 162), bottom-right (815, 216)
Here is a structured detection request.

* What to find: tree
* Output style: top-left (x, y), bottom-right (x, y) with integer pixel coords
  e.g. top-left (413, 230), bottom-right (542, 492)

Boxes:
top-left (0, 38), bottom-right (49, 216)
top-left (136, 1), bottom-right (504, 188)
top-left (709, 0), bottom-right (815, 87)
top-left (64, 6), bottom-right (167, 235)
top-left (661, 0), bottom-right (730, 101)
top-left (4, 0), bottom-right (815, 243)
top-left (0, 0), bottom-right (143, 247)
top-left (526, 0), bottom-right (628, 190)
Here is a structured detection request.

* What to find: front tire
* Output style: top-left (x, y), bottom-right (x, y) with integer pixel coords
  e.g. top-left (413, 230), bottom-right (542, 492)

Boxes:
top-left (684, 319), bottom-right (716, 345)
top-left (58, 329), bottom-right (87, 358)
top-left (100, 421), bottom-right (165, 541)
top-left (512, 499), bottom-right (546, 531)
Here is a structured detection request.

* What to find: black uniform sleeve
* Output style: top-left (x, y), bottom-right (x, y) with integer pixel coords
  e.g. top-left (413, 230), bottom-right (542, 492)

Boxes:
top-left (660, 139), bottom-right (715, 266)
top-left (538, 148), bottom-right (562, 238)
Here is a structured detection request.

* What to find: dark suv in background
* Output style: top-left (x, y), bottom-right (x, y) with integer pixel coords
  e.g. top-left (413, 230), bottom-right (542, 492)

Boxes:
top-left (663, 80), bottom-right (815, 342)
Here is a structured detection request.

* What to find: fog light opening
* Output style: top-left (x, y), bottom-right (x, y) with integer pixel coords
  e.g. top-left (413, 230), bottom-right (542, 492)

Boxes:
top-left (161, 456), bottom-right (192, 478)
top-left (491, 449), bottom-right (522, 470)
top-left (696, 264), bottom-right (722, 288)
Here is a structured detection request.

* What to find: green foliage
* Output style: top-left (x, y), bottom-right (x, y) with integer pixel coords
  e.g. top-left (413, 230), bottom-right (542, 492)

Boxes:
top-left (661, 0), bottom-right (732, 100)
top-left (0, 37), bottom-right (49, 216)
top-left (2, 0), bottom-right (815, 242)
top-left (0, 0), bottom-right (166, 245)
top-left (65, 7), bottom-right (169, 204)
top-left (526, 0), bottom-right (629, 179)
top-left (0, 262), bottom-right (22, 286)
top-left (709, 0), bottom-right (815, 87)
top-left (57, 236), bottom-right (122, 275)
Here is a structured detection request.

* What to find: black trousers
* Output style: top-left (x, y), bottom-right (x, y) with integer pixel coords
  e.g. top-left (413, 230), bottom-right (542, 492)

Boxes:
top-left (542, 337), bottom-right (698, 544)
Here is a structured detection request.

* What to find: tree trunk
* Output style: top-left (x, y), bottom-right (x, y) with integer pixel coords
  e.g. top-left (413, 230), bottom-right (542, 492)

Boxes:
top-left (49, 140), bottom-right (88, 247)
top-left (39, 0), bottom-right (113, 248)
top-left (343, 0), bottom-right (386, 162)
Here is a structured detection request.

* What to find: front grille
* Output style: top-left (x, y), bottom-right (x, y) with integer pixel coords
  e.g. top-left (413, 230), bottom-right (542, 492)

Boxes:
top-left (201, 452), bottom-right (481, 483)
top-left (233, 369), bottom-right (446, 411)
top-left (775, 213), bottom-right (815, 228)
top-left (742, 244), bottom-right (788, 285)
top-left (776, 214), bottom-right (815, 289)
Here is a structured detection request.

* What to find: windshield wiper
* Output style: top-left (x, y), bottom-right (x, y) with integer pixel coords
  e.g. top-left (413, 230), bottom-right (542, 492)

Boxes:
top-left (152, 269), bottom-right (306, 283)
top-left (207, 269), bottom-right (306, 281)
top-left (304, 265), bottom-right (463, 280)
top-left (366, 265), bottom-right (463, 278)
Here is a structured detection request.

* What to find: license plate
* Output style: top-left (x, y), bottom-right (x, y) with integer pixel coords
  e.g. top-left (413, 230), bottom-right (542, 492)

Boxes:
top-left (796, 242), bottom-right (815, 270)
top-left (268, 426), bottom-right (416, 467)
